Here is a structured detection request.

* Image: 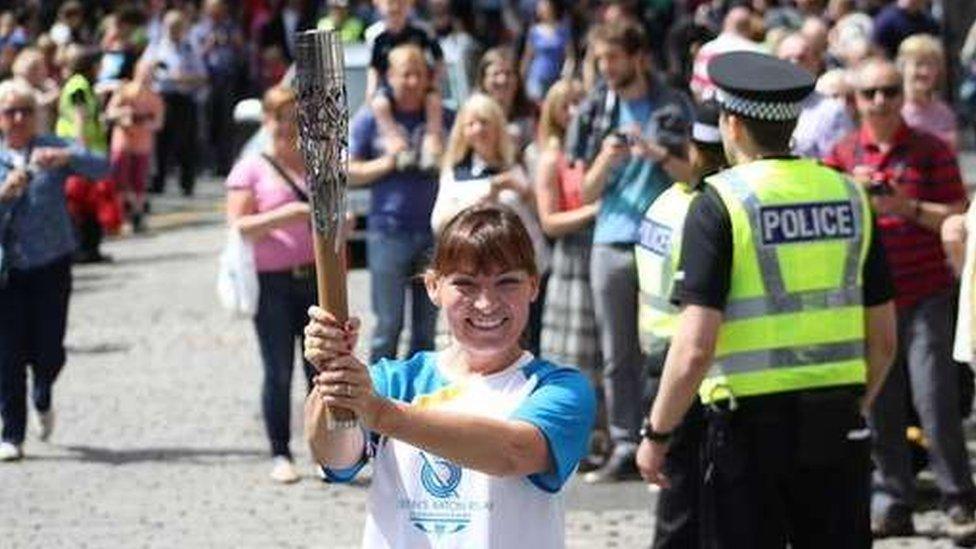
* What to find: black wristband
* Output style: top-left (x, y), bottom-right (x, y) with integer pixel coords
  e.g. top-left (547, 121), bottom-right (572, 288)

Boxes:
top-left (639, 418), bottom-right (673, 443)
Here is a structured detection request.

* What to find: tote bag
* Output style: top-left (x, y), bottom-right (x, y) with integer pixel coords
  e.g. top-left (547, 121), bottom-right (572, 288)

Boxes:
top-left (216, 228), bottom-right (259, 317)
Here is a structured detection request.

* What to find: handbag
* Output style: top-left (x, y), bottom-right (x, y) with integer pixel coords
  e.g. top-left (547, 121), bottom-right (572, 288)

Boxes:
top-left (216, 227), bottom-right (259, 317)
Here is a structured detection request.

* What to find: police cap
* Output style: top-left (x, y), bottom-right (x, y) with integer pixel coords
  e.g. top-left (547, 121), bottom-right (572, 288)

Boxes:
top-left (707, 51), bottom-right (815, 122)
top-left (692, 100), bottom-right (722, 145)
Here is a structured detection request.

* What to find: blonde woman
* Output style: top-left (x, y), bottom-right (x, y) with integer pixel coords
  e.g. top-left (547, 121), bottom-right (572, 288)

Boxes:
top-left (534, 80), bottom-right (600, 378)
top-left (898, 34), bottom-right (957, 149)
top-left (431, 93), bottom-right (547, 273)
top-left (432, 93), bottom-right (550, 350)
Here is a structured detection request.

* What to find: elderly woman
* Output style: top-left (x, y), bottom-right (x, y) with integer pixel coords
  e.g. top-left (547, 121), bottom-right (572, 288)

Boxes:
top-left (898, 33), bottom-right (957, 149)
top-left (0, 79), bottom-right (110, 461)
top-left (225, 85), bottom-right (316, 484)
top-left (305, 204), bottom-right (595, 548)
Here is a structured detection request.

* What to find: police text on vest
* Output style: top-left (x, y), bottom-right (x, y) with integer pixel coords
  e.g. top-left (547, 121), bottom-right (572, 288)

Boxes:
top-left (759, 202), bottom-right (856, 245)
top-left (638, 218), bottom-right (673, 257)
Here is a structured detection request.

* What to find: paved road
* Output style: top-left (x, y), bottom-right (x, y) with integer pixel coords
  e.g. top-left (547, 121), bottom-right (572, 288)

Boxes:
top-left (5, 154), bottom-right (976, 547)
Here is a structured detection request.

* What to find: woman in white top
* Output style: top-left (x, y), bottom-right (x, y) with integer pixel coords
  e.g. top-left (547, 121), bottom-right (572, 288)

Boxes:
top-left (431, 93), bottom-right (548, 273)
top-left (304, 205), bottom-right (596, 549)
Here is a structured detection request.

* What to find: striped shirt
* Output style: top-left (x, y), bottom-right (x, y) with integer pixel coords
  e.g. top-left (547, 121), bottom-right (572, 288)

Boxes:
top-left (824, 122), bottom-right (966, 308)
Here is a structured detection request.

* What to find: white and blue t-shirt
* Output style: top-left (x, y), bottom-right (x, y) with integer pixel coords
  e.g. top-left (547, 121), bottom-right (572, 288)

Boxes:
top-left (324, 351), bottom-right (596, 549)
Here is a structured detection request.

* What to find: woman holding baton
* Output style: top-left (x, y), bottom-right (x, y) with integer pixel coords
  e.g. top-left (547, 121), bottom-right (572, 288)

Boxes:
top-left (304, 205), bottom-right (595, 548)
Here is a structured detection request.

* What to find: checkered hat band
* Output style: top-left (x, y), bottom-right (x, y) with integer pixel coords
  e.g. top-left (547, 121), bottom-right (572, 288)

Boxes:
top-left (716, 89), bottom-right (802, 121)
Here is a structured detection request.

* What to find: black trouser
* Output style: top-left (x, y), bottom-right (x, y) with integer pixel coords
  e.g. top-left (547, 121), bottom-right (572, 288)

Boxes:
top-left (0, 256), bottom-right (71, 444)
top-left (646, 349), bottom-right (705, 549)
top-left (701, 388), bottom-right (871, 548)
top-left (76, 213), bottom-right (102, 258)
top-left (154, 92), bottom-right (198, 194)
top-left (207, 77), bottom-right (237, 176)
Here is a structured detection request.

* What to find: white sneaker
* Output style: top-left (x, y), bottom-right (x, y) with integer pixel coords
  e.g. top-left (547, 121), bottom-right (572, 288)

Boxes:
top-left (0, 441), bottom-right (23, 461)
top-left (269, 456), bottom-right (299, 484)
top-left (37, 409), bottom-right (54, 441)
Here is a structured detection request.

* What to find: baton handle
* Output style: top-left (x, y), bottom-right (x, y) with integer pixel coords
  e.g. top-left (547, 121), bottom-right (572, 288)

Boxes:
top-left (312, 231), bottom-right (358, 429)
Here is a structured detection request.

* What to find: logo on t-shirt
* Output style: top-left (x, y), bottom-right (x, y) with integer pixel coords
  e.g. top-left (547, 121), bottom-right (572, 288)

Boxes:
top-left (407, 452), bottom-right (488, 536)
top-left (420, 452), bottom-right (462, 498)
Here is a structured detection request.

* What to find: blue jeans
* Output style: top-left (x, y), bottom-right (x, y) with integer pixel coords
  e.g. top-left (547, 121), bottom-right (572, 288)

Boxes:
top-left (0, 255), bottom-right (71, 444)
top-left (367, 230), bottom-right (437, 363)
top-left (253, 270), bottom-right (317, 458)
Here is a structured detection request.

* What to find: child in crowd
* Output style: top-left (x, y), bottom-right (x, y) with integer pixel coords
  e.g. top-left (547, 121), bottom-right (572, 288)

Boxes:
top-left (367, 0), bottom-right (445, 170)
top-left (105, 62), bottom-right (164, 232)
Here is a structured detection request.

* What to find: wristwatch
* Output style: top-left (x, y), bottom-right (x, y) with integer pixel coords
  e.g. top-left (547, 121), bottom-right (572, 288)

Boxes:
top-left (639, 418), bottom-right (673, 443)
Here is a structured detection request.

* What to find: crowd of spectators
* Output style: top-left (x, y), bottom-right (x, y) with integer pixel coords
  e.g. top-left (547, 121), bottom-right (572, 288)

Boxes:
top-left (4, 0), bottom-right (976, 542)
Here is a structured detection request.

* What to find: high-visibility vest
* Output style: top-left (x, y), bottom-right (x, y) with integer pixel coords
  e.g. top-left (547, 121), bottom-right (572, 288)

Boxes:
top-left (635, 181), bottom-right (697, 356)
top-left (700, 158), bottom-right (871, 404)
top-left (56, 74), bottom-right (107, 154)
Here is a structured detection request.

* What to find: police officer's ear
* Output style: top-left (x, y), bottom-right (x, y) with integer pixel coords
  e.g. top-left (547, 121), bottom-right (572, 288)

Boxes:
top-left (720, 111), bottom-right (745, 144)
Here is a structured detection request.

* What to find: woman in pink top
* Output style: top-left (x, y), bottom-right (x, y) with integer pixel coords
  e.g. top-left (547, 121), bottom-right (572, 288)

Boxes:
top-left (105, 62), bottom-right (164, 232)
top-left (898, 34), bottom-right (958, 149)
top-left (225, 85), bottom-right (315, 484)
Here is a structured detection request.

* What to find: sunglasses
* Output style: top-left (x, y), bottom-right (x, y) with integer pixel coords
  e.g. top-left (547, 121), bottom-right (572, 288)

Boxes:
top-left (857, 85), bottom-right (902, 100)
top-left (0, 106), bottom-right (35, 118)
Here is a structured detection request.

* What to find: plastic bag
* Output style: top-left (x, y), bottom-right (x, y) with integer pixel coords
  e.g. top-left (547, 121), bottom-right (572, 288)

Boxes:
top-left (216, 228), bottom-right (259, 317)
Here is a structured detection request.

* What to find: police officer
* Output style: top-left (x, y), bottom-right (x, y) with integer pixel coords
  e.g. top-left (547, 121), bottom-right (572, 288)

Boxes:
top-left (635, 51), bottom-right (898, 546)
top-left (635, 101), bottom-right (727, 548)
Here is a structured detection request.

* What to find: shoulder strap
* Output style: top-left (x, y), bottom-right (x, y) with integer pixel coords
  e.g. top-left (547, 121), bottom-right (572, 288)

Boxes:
top-left (260, 153), bottom-right (309, 203)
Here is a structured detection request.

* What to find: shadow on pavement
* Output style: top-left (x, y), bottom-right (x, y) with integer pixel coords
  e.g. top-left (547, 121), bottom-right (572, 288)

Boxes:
top-left (65, 342), bottom-right (130, 354)
top-left (49, 445), bottom-right (265, 465)
top-left (111, 250), bottom-right (213, 267)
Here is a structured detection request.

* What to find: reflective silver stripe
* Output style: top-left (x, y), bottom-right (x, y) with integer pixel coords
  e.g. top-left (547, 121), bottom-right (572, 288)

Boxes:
top-left (841, 177), bottom-right (865, 289)
top-left (719, 171), bottom-right (788, 297)
top-left (641, 291), bottom-right (675, 313)
top-left (715, 340), bottom-right (865, 374)
top-left (724, 286), bottom-right (863, 320)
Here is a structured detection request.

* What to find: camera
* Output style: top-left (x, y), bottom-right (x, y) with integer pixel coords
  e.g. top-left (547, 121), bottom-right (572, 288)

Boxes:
top-left (867, 172), bottom-right (893, 196)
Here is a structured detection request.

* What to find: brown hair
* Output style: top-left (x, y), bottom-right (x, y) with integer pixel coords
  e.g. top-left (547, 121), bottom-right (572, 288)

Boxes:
top-left (476, 47), bottom-right (534, 120)
top-left (262, 84), bottom-right (297, 114)
top-left (431, 205), bottom-right (538, 277)
top-left (588, 20), bottom-right (649, 56)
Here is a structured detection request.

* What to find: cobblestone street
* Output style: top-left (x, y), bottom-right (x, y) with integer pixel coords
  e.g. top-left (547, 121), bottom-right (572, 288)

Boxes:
top-left (2, 171), bottom-right (976, 547)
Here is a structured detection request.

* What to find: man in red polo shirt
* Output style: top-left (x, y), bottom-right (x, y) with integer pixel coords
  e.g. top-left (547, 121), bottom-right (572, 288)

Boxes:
top-left (825, 57), bottom-right (973, 541)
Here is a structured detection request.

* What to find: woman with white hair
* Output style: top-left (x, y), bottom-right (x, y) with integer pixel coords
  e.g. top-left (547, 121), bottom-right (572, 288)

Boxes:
top-left (0, 79), bottom-right (109, 461)
top-left (11, 48), bottom-right (59, 134)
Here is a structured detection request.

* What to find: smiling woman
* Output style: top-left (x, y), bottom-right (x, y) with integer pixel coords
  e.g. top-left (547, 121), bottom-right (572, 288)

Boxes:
top-left (304, 204), bottom-right (596, 549)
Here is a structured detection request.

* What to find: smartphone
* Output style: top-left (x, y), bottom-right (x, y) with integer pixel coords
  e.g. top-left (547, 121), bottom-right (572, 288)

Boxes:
top-left (613, 131), bottom-right (637, 146)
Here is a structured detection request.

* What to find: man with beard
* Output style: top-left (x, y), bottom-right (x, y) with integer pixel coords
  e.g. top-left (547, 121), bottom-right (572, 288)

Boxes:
top-left (567, 20), bottom-right (693, 483)
top-left (825, 57), bottom-right (975, 542)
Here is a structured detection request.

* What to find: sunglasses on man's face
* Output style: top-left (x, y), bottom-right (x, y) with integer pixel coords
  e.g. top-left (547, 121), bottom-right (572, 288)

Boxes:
top-left (857, 85), bottom-right (902, 100)
top-left (0, 106), bottom-right (35, 118)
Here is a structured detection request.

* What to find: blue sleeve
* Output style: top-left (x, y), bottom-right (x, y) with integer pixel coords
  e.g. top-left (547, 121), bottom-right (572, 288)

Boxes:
top-left (511, 368), bottom-right (596, 493)
top-left (349, 108), bottom-right (374, 161)
top-left (63, 142), bottom-right (110, 180)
